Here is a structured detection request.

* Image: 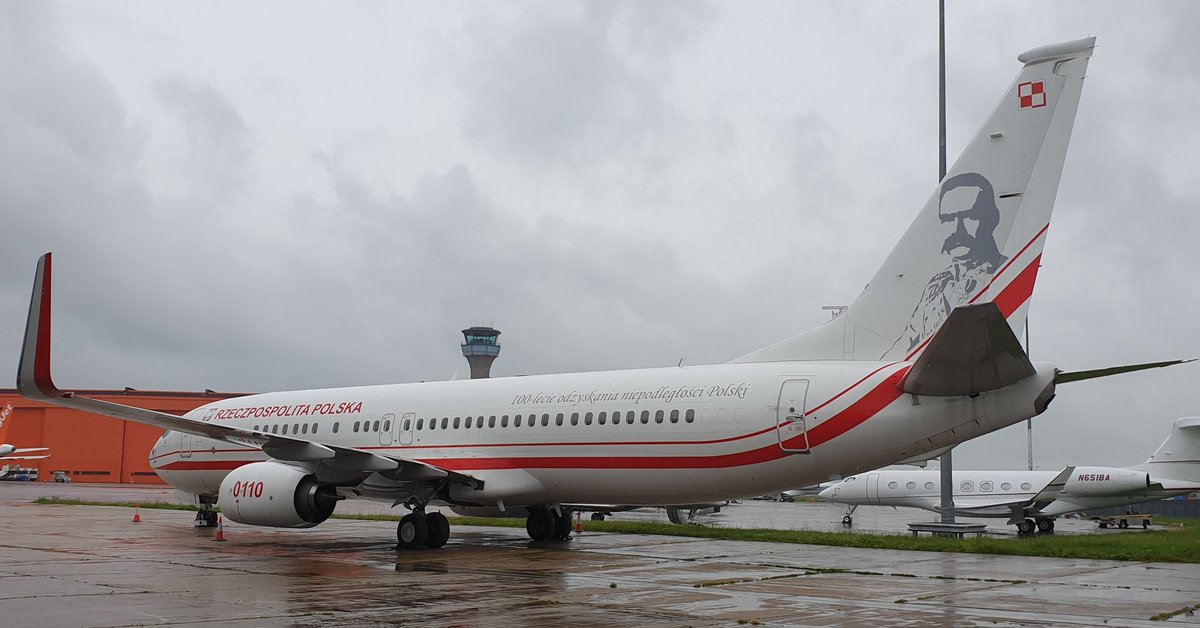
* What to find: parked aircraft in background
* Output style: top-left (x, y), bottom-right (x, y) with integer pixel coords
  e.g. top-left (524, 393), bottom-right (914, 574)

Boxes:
top-left (0, 402), bottom-right (49, 460)
top-left (18, 37), bottom-right (1182, 550)
top-left (819, 417), bottom-right (1200, 534)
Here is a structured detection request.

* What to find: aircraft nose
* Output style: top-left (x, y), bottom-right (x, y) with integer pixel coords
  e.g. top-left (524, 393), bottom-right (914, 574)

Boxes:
top-left (817, 485), bottom-right (837, 500)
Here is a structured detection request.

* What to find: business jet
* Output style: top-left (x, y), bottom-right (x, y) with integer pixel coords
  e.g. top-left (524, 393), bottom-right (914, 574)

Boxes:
top-left (819, 417), bottom-right (1200, 534)
top-left (0, 402), bottom-right (49, 460)
top-left (15, 37), bottom-right (1182, 549)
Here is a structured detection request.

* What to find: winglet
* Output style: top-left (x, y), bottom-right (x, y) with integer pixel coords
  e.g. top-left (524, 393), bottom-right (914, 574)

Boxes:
top-left (17, 253), bottom-right (64, 401)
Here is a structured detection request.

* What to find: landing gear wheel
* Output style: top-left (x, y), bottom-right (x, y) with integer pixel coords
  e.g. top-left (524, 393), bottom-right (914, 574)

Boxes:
top-left (1016, 519), bottom-right (1035, 535)
top-left (425, 512), bottom-right (450, 549)
top-left (1036, 518), bottom-right (1055, 533)
top-left (666, 507), bottom-right (684, 525)
top-left (194, 509), bottom-right (219, 528)
top-left (552, 508), bottom-right (573, 540)
top-left (590, 512), bottom-right (606, 522)
top-left (1118, 519), bottom-right (1129, 529)
top-left (526, 507), bottom-right (555, 541)
top-left (842, 515), bottom-right (853, 526)
top-left (397, 513), bottom-right (429, 549)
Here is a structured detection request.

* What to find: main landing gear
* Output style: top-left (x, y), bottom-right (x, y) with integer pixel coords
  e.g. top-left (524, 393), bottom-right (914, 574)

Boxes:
top-left (525, 506), bottom-right (574, 541)
top-left (396, 508), bottom-right (451, 550)
top-left (1015, 517), bottom-right (1055, 535)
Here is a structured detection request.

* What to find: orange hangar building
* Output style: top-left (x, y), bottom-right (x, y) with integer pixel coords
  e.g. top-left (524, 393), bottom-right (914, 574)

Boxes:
top-left (0, 389), bottom-right (244, 484)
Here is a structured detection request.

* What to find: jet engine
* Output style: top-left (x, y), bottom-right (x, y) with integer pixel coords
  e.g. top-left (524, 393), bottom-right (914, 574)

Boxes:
top-left (1062, 466), bottom-right (1151, 496)
top-left (218, 461), bottom-right (339, 528)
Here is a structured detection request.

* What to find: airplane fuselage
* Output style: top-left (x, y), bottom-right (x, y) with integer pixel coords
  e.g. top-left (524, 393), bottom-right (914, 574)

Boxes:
top-left (152, 360), bottom-right (1057, 509)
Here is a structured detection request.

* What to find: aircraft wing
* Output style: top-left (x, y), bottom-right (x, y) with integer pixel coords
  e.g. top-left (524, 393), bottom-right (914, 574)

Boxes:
top-left (17, 253), bottom-right (471, 482)
top-left (1024, 466), bottom-right (1075, 509)
top-left (1, 447), bottom-right (51, 460)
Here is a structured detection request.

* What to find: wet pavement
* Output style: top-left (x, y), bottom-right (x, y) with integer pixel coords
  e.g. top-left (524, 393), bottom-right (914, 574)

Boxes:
top-left (2, 483), bottom-right (1199, 626)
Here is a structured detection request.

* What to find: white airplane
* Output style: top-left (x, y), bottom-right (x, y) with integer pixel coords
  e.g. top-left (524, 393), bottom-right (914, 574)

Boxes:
top-left (0, 401), bottom-right (49, 460)
top-left (819, 417), bottom-right (1200, 534)
top-left (14, 37), bottom-right (1182, 549)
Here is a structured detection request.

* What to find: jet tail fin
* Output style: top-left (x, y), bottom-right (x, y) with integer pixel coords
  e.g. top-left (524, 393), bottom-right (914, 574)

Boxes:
top-left (735, 37), bottom-right (1095, 364)
top-left (1135, 417), bottom-right (1200, 483)
top-left (900, 302), bottom-right (1035, 396)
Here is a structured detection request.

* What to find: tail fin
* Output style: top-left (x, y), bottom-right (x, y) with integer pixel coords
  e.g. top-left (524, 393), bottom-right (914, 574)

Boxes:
top-left (735, 38), bottom-right (1095, 363)
top-left (1136, 417), bottom-right (1200, 483)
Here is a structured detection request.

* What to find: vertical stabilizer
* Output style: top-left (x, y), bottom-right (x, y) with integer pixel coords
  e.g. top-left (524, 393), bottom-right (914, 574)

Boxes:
top-left (1136, 417), bottom-right (1200, 483)
top-left (735, 38), bottom-right (1095, 363)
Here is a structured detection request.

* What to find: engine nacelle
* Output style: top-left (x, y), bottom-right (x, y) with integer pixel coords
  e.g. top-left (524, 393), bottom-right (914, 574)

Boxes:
top-left (218, 461), bottom-right (339, 528)
top-left (1062, 466), bottom-right (1151, 496)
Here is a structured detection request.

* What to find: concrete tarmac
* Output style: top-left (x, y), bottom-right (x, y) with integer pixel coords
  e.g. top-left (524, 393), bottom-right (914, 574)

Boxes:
top-left (2, 484), bottom-right (1199, 626)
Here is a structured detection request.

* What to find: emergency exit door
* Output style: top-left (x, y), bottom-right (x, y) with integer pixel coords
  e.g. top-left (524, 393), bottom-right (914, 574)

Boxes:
top-left (775, 379), bottom-right (811, 453)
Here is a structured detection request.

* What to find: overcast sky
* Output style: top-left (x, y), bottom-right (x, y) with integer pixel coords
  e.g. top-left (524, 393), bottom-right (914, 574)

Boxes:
top-left (1, 1), bottom-right (1197, 472)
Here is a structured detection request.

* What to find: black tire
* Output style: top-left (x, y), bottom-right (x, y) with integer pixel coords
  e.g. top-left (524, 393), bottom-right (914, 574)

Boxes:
top-left (398, 513), bottom-right (429, 549)
top-left (666, 507), bottom-right (684, 524)
top-left (1036, 518), bottom-right (1055, 533)
top-left (1016, 519), bottom-right (1035, 535)
top-left (1118, 519), bottom-right (1129, 529)
top-left (1099, 522), bottom-right (1108, 529)
top-left (553, 508), bottom-right (573, 540)
top-left (425, 512), bottom-right (450, 549)
top-left (842, 515), bottom-right (853, 526)
top-left (590, 512), bottom-right (605, 522)
top-left (525, 507), bottom-right (555, 541)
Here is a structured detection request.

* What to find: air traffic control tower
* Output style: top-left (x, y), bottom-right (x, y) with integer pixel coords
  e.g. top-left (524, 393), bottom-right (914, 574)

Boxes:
top-left (461, 326), bottom-right (501, 379)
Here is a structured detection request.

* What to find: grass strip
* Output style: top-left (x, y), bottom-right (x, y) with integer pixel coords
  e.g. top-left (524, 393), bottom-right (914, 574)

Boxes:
top-left (32, 498), bottom-right (1199, 563)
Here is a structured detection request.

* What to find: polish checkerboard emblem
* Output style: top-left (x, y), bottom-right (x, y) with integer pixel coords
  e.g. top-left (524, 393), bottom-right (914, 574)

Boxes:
top-left (1018, 81), bottom-right (1046, 109)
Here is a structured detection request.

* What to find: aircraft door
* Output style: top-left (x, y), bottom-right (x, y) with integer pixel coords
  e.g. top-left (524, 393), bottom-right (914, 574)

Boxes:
top-left (180, 433), bottom-right (193, 459)
top-left (775, 379), bottom-right (811, 454)
top-left (398, 412), bottom-right (416, 446)
top-left (380, 413), bottom-right (396, 445)
top-left (866, 473), bottom-right (881, 504)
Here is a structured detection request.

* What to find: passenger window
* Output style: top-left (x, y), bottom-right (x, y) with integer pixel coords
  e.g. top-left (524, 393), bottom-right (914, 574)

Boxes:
top-left (312, 423), bottom-right (318, 435)
top-left (685, 409), bottom-right (695, 423)
top-left (465, 417), bottom-right (473, 429)
top-left (542, 414), bottom-right (550, 427)
top-left (252, 425), bottom-right (259, 431)
top-left (354, 421), bottom-right (361, 433)
top-left (570, 413), bottom-right (579, 426)
top-left (294, 423), bottom-right (301, 434)
top-left (383, 420), bottom-right (391, 432)
top-left (501, 415), bottom-right (509, 428)
top-left (960, 481), bottom-right (974, 492)
top-left (282, 424), bottom-right (289, 435)
top-left (302, 424), bottom-right (309, 435)
top-left (402, 419), bottom-right (410, 431)
top-left (888, 481), bottom-right (898, 489)
top-left (555, 413), bottom-right (564, 426)
top-left (416, 419), bottom-right (424, 430)
top-left (598, 412), bottom-right (607, 425)
top-left (1020, 482), bottom-right (1032, 491)
top-left (441, 417), bottom-right (449, 429)
top-left (582, 412), bottom-right (591, 425)
top-left (980, 481), bottom-right (993, 492)
top-left (489, 415), bottom-right (496, 428)
top-left (373, 420), bottom-right (380, 432)
top-left (453, 417), bottom-right (461, 429)
top-left (924, 481), bottom-right (934, 490)
top-left (1001, 482), bottom-right (1012, 490)
top-left (272, 425), bottom-right (279, 434)
top-left (655, 410), bottom-right (664, 424)
top-left (332, 422), bottom-right (340, 434)
top-left (640, 411), bottom-right (650, 424)
top-left (515, 415), bottom-right (523, 427)
top-left (626, 411), bottom-right (635, 425)
top-left (906, 481), bottom-right (916, 489)
top-left (670, 409), bottom-right (679, 423)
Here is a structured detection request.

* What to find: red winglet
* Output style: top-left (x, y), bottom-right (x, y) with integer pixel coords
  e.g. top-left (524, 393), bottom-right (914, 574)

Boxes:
top-left (17, 253), bottom-right (63, 400)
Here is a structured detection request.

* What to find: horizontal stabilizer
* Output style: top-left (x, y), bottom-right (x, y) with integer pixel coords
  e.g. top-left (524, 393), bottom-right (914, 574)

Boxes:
top-left (901, 303), bottom-right (1035, 396)
top-left (1055, 359), bottom-right (1194, 384)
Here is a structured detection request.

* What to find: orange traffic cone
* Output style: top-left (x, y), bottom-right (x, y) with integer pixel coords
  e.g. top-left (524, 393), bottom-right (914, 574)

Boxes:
top-left (132, 504), bottom-right (141, 523)
top-left (574, 511), bottom-right (583, 535)
top-left (213, 516), bottom-right (227, 542)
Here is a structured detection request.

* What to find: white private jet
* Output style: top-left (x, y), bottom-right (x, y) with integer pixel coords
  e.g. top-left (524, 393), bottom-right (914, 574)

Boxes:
top-left (15, 37), bottom-right (1183, 549)
top-left (0, 401), bottom-right (49, 460)
top-left (819, 417), bottom-right (1200, 534)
